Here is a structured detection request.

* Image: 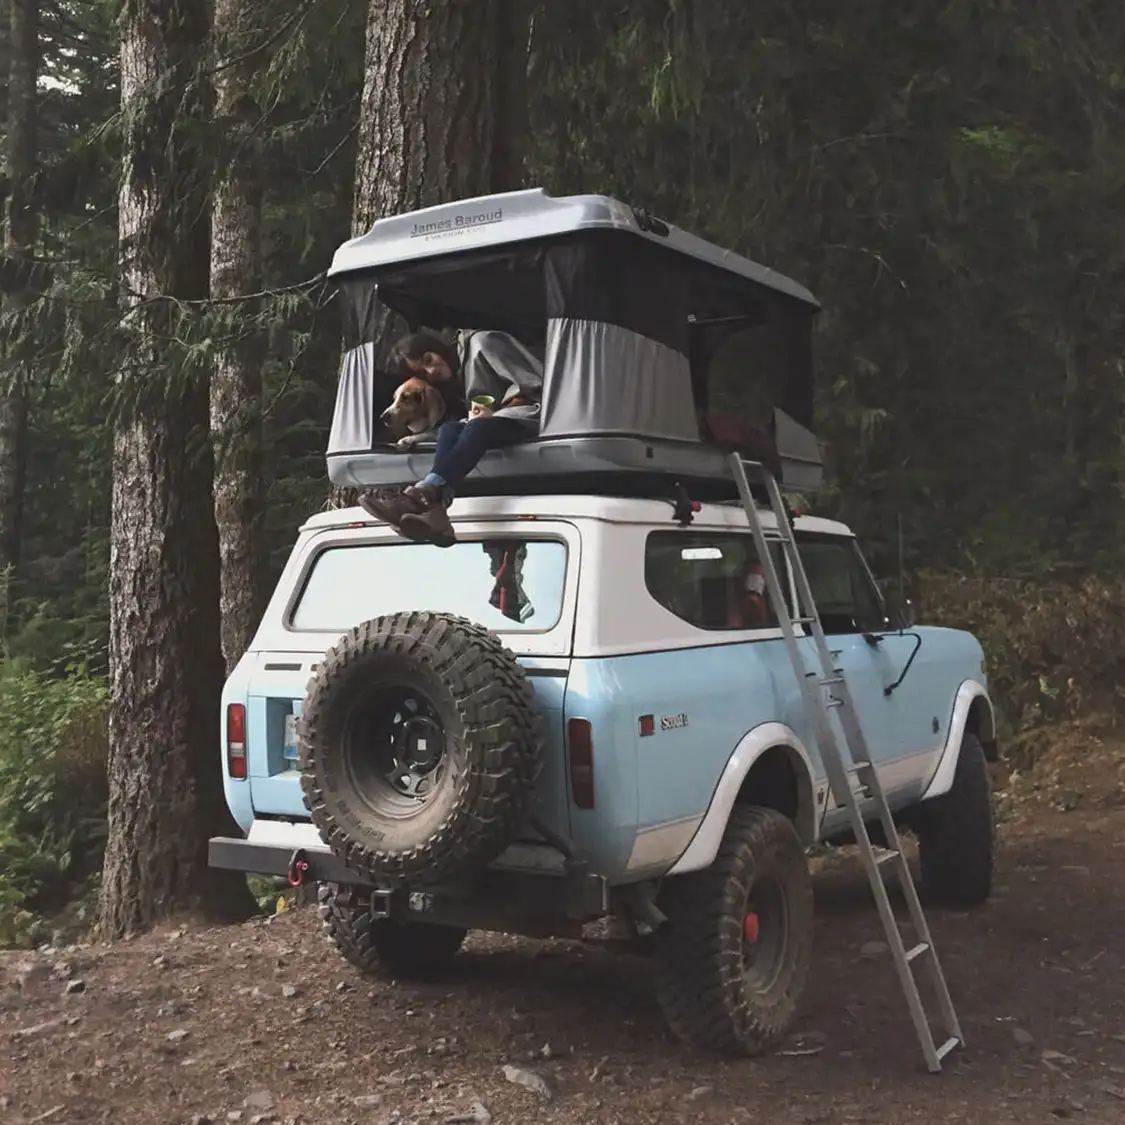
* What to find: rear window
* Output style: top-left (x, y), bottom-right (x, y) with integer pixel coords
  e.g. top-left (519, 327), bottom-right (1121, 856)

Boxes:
top-left (289, 537), bottom-right (568, 633)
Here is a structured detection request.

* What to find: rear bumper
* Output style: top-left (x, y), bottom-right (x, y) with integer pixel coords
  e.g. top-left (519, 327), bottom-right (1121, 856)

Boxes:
top-left (209, 821), bottom-right (609, 924)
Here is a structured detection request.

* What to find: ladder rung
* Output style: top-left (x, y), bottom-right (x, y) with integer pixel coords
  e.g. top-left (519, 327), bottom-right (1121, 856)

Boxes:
top-left (875, 849), bottom-right (900, 867)
top-left (905, 941), bottom-right (929, 962)
top-left (935, 1036), bottom-right (961, 1062)
top-left (820, 676), bottom-right (844, 686)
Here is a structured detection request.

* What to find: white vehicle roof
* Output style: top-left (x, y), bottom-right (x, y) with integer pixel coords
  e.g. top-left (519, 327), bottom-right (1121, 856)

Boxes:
top-left (328, 188), bottom-right (819, 309)
top-left (300, 495), bottom-right (852, 538)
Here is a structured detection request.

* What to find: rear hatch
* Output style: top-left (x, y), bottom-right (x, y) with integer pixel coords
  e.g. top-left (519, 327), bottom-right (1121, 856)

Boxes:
top-left (234, 518), bottom-right (581, 845)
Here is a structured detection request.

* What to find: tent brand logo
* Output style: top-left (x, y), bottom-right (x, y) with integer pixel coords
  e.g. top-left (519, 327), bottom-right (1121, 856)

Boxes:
top-left (410, 209), bottom-right (504, 238)
top-left (660, 712), bottom-right (689, 731)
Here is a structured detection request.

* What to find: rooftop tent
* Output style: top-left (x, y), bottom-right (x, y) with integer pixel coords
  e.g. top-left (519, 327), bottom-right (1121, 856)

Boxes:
top-left (325, 188), bottom-right (823, 494)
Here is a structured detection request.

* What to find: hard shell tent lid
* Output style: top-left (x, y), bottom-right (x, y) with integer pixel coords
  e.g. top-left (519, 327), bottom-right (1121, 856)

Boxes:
top-left (327, 188), bottom-right (823, 493)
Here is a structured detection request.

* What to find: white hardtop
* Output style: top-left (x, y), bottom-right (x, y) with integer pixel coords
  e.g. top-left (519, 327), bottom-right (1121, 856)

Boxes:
top-left (301, 495), bottom-right (852, 539)
top-left (328, 187), bottom-right (819, 309)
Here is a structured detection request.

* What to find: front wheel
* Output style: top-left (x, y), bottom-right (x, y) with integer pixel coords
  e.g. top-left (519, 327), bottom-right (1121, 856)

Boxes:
top-left (911, 731), bottom-right (995, 908)
top-left (318, 883), bottom-right (467, 980)
top-left (654, 805), bottom-right (814, 1055)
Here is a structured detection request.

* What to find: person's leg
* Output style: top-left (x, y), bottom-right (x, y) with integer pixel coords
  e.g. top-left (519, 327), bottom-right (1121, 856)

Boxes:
top-left (357, 420), bottom-right (465, 527)
top-left (401, 416), bottom-right (534, 547)
top-left (425, 415), bottom-right (530, 494)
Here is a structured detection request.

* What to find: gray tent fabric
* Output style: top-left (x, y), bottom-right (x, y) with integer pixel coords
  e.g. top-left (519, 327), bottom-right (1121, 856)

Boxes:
top-left (328, 341), bottom-right (377, 455)
top-left (539, 318), bottom-right (699, 441)
top-left (459, 329), bottom-right (543, 422)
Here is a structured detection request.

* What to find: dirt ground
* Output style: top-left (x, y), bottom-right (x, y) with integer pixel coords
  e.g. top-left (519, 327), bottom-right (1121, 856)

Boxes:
top-left (2, 734), bottom-right (1124, 1125)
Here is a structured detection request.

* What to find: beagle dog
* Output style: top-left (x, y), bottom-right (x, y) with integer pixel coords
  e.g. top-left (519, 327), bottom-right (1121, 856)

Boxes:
top-left (379, 376), bottom-right (448, 448)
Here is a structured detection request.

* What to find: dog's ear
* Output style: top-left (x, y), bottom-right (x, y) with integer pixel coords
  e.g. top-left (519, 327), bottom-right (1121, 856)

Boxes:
top-left (423, 382), bottom-right (446, 431)
top-left (371, 368), bottom-right (399, 418)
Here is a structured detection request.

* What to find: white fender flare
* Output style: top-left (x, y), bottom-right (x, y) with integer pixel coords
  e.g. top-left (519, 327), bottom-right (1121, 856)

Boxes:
top-left (919, 679), bottom-right (996, 802)
top-left (666, 722), bottom-right (821, 876)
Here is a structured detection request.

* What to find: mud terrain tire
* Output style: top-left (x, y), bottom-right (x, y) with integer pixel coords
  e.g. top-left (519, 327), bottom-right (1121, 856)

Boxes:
top-left (654, 805), bottom-right (814, 1056)
top-left (911, 731), bottom-right (995, 908)
top-left (318, 883), bottom-right (467, 980)
top-left (298, 611), bottom-right (540, 886)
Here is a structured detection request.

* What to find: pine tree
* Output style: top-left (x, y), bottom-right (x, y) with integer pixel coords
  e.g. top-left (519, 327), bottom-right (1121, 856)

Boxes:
top-left (0, 0), bottom-right (39, 579)
top-left (210, 0), bottom-right (267, 672)
top-left (99, 0), bottom-right (253, 937)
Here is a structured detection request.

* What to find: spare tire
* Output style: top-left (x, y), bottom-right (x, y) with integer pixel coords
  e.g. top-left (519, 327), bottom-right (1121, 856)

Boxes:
top-left (297, 611), bottom-right (541, 886)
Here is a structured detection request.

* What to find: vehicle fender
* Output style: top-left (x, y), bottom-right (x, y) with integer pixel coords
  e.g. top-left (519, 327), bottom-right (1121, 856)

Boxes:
top-left (919, 679), bottom-right (996, 802)
top-left (666, 722), bottom-right (821, 876)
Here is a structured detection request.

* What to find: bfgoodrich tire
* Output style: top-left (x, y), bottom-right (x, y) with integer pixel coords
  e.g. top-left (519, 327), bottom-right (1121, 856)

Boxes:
top-left (654, 806), bottom-right (814, 1056)
top-left (911, 731), bottom-right (995, 908)
top-left (318, 883), bottom-right (467, 980)
top-left (298, 611), bottom-right (540, 887)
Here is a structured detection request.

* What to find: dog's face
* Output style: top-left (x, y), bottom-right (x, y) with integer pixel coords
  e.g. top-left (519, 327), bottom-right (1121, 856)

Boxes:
top-left (380, 376), bottom-right (446, 439)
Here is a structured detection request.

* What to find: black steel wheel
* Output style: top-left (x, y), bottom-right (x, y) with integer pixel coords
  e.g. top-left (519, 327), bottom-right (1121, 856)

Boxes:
top-left (298, 611), bottom-right (541, 886)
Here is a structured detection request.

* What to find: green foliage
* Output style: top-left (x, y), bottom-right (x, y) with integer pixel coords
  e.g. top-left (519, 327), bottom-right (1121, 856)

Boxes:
top-left (2, 0), bottom-right (1125, 943)
top-left (531, 0), bottom-right (1125, 578)
top-left (0, 0), bottom-right (362, 661)
top-left (918, 571), bottom-right (1125, 736)
top-left (0, 660), bottom-right (108, 946)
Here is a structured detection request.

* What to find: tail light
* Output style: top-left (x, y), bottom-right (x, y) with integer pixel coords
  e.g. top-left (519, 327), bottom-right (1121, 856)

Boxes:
top-left (567, 718), bottom-right (595, 809)
top-left (227, 702), bottom-right (247, 779)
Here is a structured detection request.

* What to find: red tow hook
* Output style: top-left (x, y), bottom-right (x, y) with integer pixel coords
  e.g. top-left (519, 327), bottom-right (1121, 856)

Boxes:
top-left (286, 848), bottom-right (309, 887)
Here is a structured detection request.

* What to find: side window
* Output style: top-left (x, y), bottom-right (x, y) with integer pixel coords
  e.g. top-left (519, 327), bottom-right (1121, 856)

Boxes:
top-left (644, 531), bottom-right (788, 632)
top-left (795, 534), bottom-right (885, 636)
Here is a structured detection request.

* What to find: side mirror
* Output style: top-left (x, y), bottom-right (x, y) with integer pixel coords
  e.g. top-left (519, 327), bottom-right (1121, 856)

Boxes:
top-left (885, 593), bottom-right (916, 631)
top-left (874, 579), bottom-right (916, 631)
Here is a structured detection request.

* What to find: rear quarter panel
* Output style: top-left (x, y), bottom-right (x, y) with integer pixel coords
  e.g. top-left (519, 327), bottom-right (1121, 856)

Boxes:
top-left (563, 640), bottom-right (820, 882)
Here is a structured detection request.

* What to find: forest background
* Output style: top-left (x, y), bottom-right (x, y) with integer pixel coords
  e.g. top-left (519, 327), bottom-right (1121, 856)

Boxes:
top-left (0, 0), bottom-right (1122, 945)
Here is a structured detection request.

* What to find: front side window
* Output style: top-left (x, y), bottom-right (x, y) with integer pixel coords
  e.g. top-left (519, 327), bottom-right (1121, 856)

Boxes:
top-left (795, 534), bottom-right (885, 636)
top-left (290, 538), bottom-right (568, 634)
top-left (645, 531), bottom-right (788, 632)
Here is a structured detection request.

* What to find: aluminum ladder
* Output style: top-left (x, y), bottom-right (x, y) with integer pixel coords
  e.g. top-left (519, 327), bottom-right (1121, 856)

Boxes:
top-left (728, 454), bottom-right (963, 1073)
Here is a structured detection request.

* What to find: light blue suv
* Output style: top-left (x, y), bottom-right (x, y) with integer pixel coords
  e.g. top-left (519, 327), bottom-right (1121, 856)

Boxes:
top-left (209, 491), bottom-right (996, 1056)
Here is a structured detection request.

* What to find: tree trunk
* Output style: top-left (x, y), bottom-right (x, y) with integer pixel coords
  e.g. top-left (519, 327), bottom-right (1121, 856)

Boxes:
top-left (352, 0), bottom-right (527, 234)
top-left (210, 0), bottom-right (266, 673)
top-left (0, 0), bottom-right (38, 582)
top-left (329, 0), bottom-right (531, 509)
top-left (99, 0), bottom-right (254, 939)
top-left (491, 0), bottom-right (530, 194)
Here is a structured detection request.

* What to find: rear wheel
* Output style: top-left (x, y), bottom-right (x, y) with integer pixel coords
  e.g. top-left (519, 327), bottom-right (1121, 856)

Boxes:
top-left (654, 805), bottom-right (813, 1055)
top-left (318, 883), bottom-right (467, 980)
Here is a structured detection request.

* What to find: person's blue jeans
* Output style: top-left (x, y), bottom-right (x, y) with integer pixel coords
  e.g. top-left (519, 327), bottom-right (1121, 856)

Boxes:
top-left (426, 415), bottom-right (534, 493)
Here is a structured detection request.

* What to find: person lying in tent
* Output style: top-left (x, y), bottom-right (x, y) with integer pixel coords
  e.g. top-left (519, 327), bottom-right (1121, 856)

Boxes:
top-left (358, 329), bottom-right (543, 547)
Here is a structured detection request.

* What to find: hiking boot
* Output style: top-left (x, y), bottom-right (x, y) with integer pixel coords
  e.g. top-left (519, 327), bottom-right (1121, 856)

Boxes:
top-left (398, 487), bottom-right (457, 548)
top-left (357, 486), bottom-right (427, 527)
